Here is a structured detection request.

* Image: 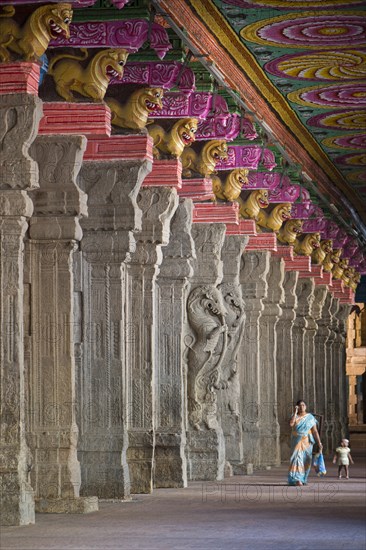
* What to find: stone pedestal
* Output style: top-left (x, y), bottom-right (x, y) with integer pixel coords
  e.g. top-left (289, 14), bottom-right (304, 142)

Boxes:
top-left (239, 251), bottom-right (270, 468)
top-left (126, 187), bottom-right (178, 493)
top-left (154, 199), bottom-right (195, 488)
top-left (276, 270), bottom-right (298, 461)
top-left (186, 223), bottom-right (227, 481)
top-left (311, 286), bottom-right (328, 413)
top-left (0, 89), bottom-right (42, 526)
top-left (258, 256), bottom-right (284, 466)
top-left (77, 156), bottom-right (151, 499)
top-left (27, 135), bottom-right (97, 513)
top-left (217, 234), bottom-right (248, 472)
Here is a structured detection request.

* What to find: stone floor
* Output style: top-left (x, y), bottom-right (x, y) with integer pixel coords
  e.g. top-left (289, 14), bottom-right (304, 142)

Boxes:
top-left (2, 434), bottom-right (365, 550)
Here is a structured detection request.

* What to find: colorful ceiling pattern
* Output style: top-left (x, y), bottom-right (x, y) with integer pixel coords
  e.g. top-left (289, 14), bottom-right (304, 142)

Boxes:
top-left (213, 0), bottom-right (366, 220)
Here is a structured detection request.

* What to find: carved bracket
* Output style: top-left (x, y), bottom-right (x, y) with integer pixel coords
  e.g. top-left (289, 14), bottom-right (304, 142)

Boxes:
top-left (216, 146), bottom-right (277, 171)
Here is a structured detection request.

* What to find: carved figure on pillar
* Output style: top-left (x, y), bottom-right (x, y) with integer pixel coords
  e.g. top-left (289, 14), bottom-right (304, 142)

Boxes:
top-left (238, 189), bottom-right (269, 220)
top-left (212, 168), bottom-right (249, 202)
top-left (257, 202), bottom-right (292, 233)
top-left (106, 87), bottom-right (164, 130)
top-left (217, 283), bottom-right (245, 411)
top-left (277, 218), bottom-right (303, 245)
top-left (148, 117), bottom-right (198, 159)
top-left (186, 285), bottom-right (228, 431)
top-left (181, 139), bottom-right (228, 178)
top-left (350, 271), bottom-right (360, 291)
top-left (342, 265), bottom-right (355, 287)
top-left (0, 4), bottom-right (73, 62)
top-left (48, 48), bottom-right (128, 102)
top-left (294, 232), bottom-right (321, 256)
top-left (312, 239), bottom-right (333, 265)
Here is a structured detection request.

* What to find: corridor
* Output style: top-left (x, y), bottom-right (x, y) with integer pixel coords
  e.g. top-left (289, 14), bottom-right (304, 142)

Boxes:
top-left (2, 435), bottom-right (365, 550)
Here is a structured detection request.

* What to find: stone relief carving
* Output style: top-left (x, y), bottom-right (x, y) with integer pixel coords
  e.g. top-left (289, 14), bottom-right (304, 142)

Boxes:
top-left (186, 285), bottom-right (228, 431)
top-left (0, 3), bottom-right (73, 62)
top-left (48, 48), bottom-right (128, 102)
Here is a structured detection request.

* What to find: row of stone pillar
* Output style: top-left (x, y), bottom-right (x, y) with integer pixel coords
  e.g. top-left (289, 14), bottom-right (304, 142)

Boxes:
top-left (0, 87), bottom-right (351, 526)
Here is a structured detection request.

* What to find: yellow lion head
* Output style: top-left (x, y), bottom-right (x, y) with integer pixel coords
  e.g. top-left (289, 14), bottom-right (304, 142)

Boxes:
top-left (254, 189), bottom-right (269, 208)
top-left (203, 140), bottom-right (228, 165)
top-left (331, 248), bottom-right (342, 264)
top-left (177, 118), bottom-right (198, 146)
top-left (97, 48), bottom-right (129, 81)
top-left (275, 203), bottom-right (292, 222)
top-left (139, 87), bottom-right (164, 113)
top-left (40, 3), bottom-right (73, 40)
top-left (320, 239), bottom-right (333, 254)
top-left (308, 232), bottom-right (321, 250)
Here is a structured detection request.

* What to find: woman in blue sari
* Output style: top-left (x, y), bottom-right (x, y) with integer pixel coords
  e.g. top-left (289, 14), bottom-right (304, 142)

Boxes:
top-left (288, 400), bottom-right (323, 486)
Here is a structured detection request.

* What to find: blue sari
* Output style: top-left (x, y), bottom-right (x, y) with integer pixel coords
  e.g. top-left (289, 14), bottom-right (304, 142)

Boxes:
top-left (288, 413), bottom-right (317, 486)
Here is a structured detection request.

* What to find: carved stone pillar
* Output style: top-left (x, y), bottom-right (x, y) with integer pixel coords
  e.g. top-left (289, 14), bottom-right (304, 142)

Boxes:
top-left (258, 256), bottom-right (284, 467)
top-left (337, 304), bottom-right (352, 440)
top-left (326, 296), bottom-right (340, 451)
top-left (239, 251), bottom-right (270, 469)
top-left (154, 199), bottom-right (195, 488)
top-left (0, 91), bottom-right (42, 526)
top-left (315, 291), bottom-right (332, 453)
top-left (77, 159), bottom-right (150, 499)
top-left (186, 223), bottom-right (227, 481)
top-left (126, 187), bottom-right (178, 494)
top-left (27, 135), bottom-right (97, 513)
top-left (276, 270), bottom-right (298, 460)
top-left (217, 234), bottom-right (248, 471)
top-left (311, 285), bottom-right (328, 408)
top-left (293, 278), bottom-right (315, 405)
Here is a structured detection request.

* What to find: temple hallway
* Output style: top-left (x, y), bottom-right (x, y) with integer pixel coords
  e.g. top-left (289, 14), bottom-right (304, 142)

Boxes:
top-left (2, 435), bottom-right (365, 550)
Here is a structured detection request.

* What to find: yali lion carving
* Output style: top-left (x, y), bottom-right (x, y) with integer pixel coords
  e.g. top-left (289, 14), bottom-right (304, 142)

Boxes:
top-left (212, 168), bottom-right (249, 202)
top-left (106, 87), bottom-right (164, 130)
top-left (342, 266), bottom-right (355, 287)
top-left (277, 218), bottom-right (303, 245)
top-left (257, 202), bottom-right (292, 233)
top-left (350, 271), bottom-right (360, 292)
top-left (294, 232), bottom-right (321, 256)
top-left (148, 117), bottom-right (198, 159)
top-left (323, 247), bottom-right (342, 273)
top-left (0, 3), bottom-right (73, 62)
top-left (181, 139), bottom-right (228, 178)
top-left (186, 285), bottom-right (228, 430)
top-left (48, 48), bottom-right (128, 102)
top-left (311, 239), bottom-right (333, 265)
top-left (332, 256), bottom-right (349, 280)
top-left (238, 189), bottom-right (269, 220)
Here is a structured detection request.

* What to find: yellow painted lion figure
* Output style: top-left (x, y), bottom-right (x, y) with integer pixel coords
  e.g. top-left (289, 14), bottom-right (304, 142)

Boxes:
top-left (257, 202), bottom-right (292, 233)
top-left (323, 247), bottom-right (341, 273)
top-left (294, 232), bottom-right (321, 256)
top-left (277, 218), bottom-right (303, 245)
top-left (181, 139), bottom-right (228, 178)
top-left (212, 168), bottom-right (249, 202)
top-left (333, 257), bottom-right (349, 280)
top-left (48, 47), bottom-right (128, 102)
top-left (148, 117), bottom-right (198, 159)
top-left (311, 239), bottom-right (333, 265)
top-left (350, 271), bottom-right (360, 292)
top-left (0, 3), bottom-right (73, 62)
top-left (238, 189), bottom-right (269, 220)
top-left (106, 87), bottom-right (164, 130)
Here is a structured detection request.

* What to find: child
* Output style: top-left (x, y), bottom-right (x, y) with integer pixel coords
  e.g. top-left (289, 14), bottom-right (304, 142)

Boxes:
top-left (333, 439), bottom-right (354, 479)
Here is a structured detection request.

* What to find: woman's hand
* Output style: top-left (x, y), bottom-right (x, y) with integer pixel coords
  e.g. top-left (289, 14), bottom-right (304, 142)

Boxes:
top-left (294, 406), bottom-right (298, 415)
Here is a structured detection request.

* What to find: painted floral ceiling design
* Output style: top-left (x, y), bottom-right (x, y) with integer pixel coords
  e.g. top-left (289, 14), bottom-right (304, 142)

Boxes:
top-left (213, 0), bottom-right (366, 215)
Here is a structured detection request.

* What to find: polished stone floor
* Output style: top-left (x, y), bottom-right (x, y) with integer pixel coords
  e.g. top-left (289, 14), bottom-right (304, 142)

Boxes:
top-left (2, 434), bottom-right (365, 550)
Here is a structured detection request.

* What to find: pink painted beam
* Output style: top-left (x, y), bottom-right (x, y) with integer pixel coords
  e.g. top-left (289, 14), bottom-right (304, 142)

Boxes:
top-left (322, 220), bottom-right (341, 240)
top-left (112, 62), bottom-right (195, 93)
top-left (178, 178), bottom-right (214, 201)
top-left (226, 219), bottom-right (257, 236)
top-left (0, 62), bottom-right (40, 95)
top-left (196, 114), bottom-right (241, 141)
top-left (216, 145), bottom-right (276, 171)
top-left (143, 159), bottom-right (182, 189)
top-left (192, 202), bottom-right (239, 224)
top-left (49, 20), bottom-right (172, 60)
top-left (39, 103), bottom-right (111, 137)
top-left (246, 233), bottom-right (277, 251)
top-left (155, 92), bottom-right (212, 119)
top-left (302, 218), bottom-right (327, 233)
top-left (246, 172), bottom-right (281, 190)
top-left (268, 180), bottom-right (301, 203)
top-left (84, 135), bottom-right (153, 162)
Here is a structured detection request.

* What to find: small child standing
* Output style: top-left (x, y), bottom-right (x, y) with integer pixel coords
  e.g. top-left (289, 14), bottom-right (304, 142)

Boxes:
top-left (333, 439), bottom-right (354, 479)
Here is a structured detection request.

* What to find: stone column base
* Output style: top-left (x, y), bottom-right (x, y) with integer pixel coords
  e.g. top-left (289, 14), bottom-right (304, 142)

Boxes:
top-left (35, 496), bottom-right (98, 514)
top-left (154, 433), bottom-right (187, 488)
top-left (187, 429), bottom-right (225, 481)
